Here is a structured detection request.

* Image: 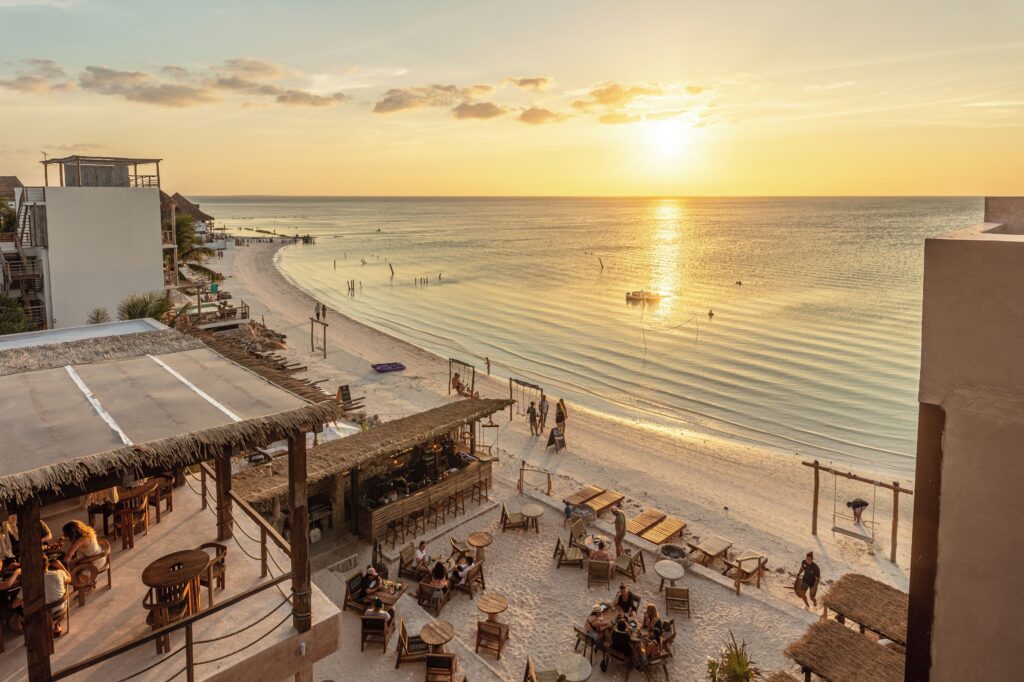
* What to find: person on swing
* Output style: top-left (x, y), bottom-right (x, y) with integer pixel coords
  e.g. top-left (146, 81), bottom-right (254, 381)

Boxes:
top-left (847, 497), bottom-right (869, 524)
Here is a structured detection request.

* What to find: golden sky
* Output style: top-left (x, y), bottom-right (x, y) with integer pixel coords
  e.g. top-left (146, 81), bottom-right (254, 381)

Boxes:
top-left (1, 1), bottom-right (1023, 195)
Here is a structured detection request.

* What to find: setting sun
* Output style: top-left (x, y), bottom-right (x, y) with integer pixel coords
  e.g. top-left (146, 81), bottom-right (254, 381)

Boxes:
top-left (643, 118), bottom-right (694, 155)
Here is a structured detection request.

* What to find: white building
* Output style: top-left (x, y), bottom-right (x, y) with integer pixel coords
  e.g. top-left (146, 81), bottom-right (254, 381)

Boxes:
top-left (1, 156), bottom-right (173, 329)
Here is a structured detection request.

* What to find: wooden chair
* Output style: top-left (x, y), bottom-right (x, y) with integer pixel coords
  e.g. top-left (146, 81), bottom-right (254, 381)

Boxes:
top-left (573, 625), bottom-right (602, 663)
top-left (113, 486), bottom-right (153, 551)
top-left (395, 618), bottom-right (430, 668)
top-left (425, 652), bottom-right (459, 682)
top-left (665, 586), bottom-right (690, 618)
top-left (722, 550), bottom-right (767, 594)
top-left (588, 559), bottom-right (612, 589)
top-left (361, 613), bottom-right (393, 652)
top-left (399, 543), bottom-right (427, 581)
top-left (416, 579), bottom-right (450, 617)
top-left (452, 560), bottom-right (485, 599)
top-left (604, 637), bottom-right (637, 681)
top-left (475, 619), bottom-right (507, 659)
top-left (69, 537), bottom-right (112, 607)
top-left (143, 581), bottom-right (192, 654)
top-left (643, 652), bottom-right (672, 680)
top-left (615, 550), bottom-right (646, 582)
top-left (198, 542), bottom-right (228, 605)
top-left (500, 503), bottom-right (528, 532)
top-left (449, 537), bottom-right (470, 562)
top-left (344, 571), bottom-right (368, 613)
top-left (568, 519), bottom-right (587, 551)
top-left (44, 590), bottom-right (71, 655)
top-left (553, 537), bottom-right (584, 569)
top-left (148, 474), bottom-right (175, 523)
top-left (523, 655), bottom-right (560, 682)
top-left (661, 618), bottom-right (676, 653)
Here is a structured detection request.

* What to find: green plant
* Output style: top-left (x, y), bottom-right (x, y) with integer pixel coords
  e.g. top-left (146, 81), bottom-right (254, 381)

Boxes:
top-left (86, 307), bottom-right (111, 325)
top-left (174, 214), bottom-right (222, 282)
top-left (117, 292), bottom-right (174, 321)
top-left (0, 296), bottom-right (28, 335)
top-left (0, 202), bottom-right (16, 233)
top-left (706, 631), bottom-right (760, 682)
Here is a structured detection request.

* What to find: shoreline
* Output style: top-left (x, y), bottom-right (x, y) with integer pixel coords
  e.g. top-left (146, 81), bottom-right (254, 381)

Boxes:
top-left (219, 239), bottom-right (915, 594)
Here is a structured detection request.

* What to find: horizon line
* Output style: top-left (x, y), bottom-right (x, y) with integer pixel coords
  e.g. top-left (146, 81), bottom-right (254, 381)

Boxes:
top-left (188, 193), bottom-right (985, 199)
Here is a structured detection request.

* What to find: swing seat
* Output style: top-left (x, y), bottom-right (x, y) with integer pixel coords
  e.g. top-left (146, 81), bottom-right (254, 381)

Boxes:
top-left (831, 523), bottom-right (875, 544)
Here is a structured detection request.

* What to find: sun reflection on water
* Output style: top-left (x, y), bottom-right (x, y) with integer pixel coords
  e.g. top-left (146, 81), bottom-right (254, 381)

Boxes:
top-left (646, 200), bottom-right (685, 321)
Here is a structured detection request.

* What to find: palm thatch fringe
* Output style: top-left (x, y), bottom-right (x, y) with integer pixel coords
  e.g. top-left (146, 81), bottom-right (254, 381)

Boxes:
top-left (766, 672), bottom-right (801, 682)
top-left (0, 400), bottom-right (343, 506)
top-left (234, 398), bottom-right (512, 504)
top-left (187, 329), bottom-right (329, 403)
top-left (785, 620), bottom-right (905, 682)
top-left (0, 329), bottom-right (204, 376)
top-left (822, 573), bottom-right (908, 645)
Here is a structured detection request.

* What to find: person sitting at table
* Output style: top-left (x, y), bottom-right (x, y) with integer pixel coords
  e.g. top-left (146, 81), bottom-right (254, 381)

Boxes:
top-left (585, 604), bottom-right (613, 649)
top-left (9, 558), bottom-right (70, 636)
top-left (640, 627), bottom-right (664, 662)
top-left (430, 561), bottom-right (449, 592)
top-left (603, 618), bottom-right (637, 672)
top-left (3, 514), bottom-right (52, 559)
top-left (614, 583), bottom-right (640, 616)
top-left (60, 520), bottom-right (106, 570)
top-left (365, 597), bottom-right (394, 622)
top-left (361, 566), bottom-right (382, 602)
top-left (414, 541), bottom-right (429, 571)
top-left (641, 603), bottom-right (663, 633)
top-left (453, 555), bottom-right (474, 585)
top-left (590, 540), bottom-right (610, 562)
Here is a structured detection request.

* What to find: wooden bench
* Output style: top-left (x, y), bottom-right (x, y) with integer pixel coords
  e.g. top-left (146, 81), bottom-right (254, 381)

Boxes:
top-left (640, 516), bottom-right (687, 545)
top-left (626, 509), bottom-right (666, 536)
top-left (584, 490), bottom-right (625, 516)
top-left (564, 485), bottom-right (605, 507)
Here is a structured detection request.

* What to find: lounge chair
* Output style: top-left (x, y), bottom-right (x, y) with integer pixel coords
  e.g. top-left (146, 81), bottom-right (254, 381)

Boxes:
top-left (584, 490), bottom-right (625, 516)
top-left (553, 537), bottom-right (584, 569)
top-left (615, 550), bottom-right (646, 582)
top-left (588, 559), bottom-right (612, 589)
top-left (665, 586), bottom-right (690, 618)
top-left (416, 579), bottom-right (450, 617)
top-left (626, 509), bottom-right (666, 536)
top-left (361, 613), bottom-right (392, 652)
top-left (452, 560), bottom-right (486, 598)
top-left (501, 503), bottom-right (528, 532)
top-left (723, 550), bottom-right (768, 594)
top-left (563, 485), bottom-right (605, 507)
top-left (395, 618), bottom-right (429, 668)
top-left (475, 619), bottom-right (507, 659)
top-left (639, 516), bottom-right (687, 545)
top-left (523, 655), bottom-right (560, 682)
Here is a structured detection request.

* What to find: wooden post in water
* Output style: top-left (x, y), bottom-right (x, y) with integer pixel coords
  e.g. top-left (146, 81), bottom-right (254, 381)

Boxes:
top-left (288, 431), bottom-right (311, 633)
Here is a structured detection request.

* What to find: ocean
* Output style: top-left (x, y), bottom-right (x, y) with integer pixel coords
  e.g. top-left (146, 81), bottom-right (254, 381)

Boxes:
top-left (198, 196), bottom-right (981, 475)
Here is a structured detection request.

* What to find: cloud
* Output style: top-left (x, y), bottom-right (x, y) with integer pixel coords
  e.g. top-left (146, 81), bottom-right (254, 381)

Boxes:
top-left (0, 0), bottom-right (78, 6)
top-left (79, 66), bottom-right (215, 107)
top-left (504, 76), bottom-right (553, 91)
top-left (452, 101), bottom-right (508, 120)
top-left (161, 65), bottom-right (191, 81)
top-left (572, 81), bottom-right (663, 110)
top-left (598, 112), bottom-right (643, 125)
top-left (373, 84), bottom-right (491, 114)
top-left (52, 142), bottom-right (109, 152)
top-left (274, 89), bottom-right (350, 106)
top-left (684, 85), bottom-right (705, 95)
top-left (219, 58), bottom-right (288, 80)
top-left (0, 58), bottom-right (74, 93)
top-left (518, 107), bottom-right (566, 125)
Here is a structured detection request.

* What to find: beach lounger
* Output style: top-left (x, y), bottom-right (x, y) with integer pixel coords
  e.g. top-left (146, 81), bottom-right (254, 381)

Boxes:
top-left (686, 535), bottom-right (733, 567)
top-left (564, 485), bottom-right (605, 507)
top-left (640, 516), bottom-right (687, 545)
top-left (584, 490), bottom-right (625, 516)
top-left (722, 549), bottom-right (768, 594)
top-left (626, 509), bottom-right (666, 536)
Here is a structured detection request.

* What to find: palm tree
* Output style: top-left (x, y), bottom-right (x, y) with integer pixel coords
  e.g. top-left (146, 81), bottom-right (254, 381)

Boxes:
top-left (117, 292), bottom-right (174, 321)
top-left (0, 296), bottom-right (27, 335)
top-left (173, 214), bottom-right (222, 282)
top-left (86, 308), bottom-right (111, 324)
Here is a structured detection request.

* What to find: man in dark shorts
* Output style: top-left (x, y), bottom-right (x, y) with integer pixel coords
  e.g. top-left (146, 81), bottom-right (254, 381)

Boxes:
top-left (795, 551), bottom-right (821, 609)
top-left (526, 401), bottom-right (539, 436)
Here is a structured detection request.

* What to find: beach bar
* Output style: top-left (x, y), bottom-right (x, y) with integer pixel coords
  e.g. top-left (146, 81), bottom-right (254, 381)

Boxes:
top-left (234, 399), bottom-right (511, 544)
top-left (0, 320), bottom-right (343, 681)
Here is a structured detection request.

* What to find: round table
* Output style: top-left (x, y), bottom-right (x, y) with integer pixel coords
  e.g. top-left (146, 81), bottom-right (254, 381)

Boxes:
top-left (467, 531), bottom-right (494, 562)
top-left (584, 534), bottom-right (610, 555)
top-left (556, 652), bottom-right (593, 682)
top-left (655, 559), bottom-right (685, 591)
top-left (142, 549), bottom-right (210, 612)
top-left (419, 620), bottom-right (455, 652)
top-left (477, 592), bottom-right (509, 623)
top-left (521, 503), bottom-right (544, 533)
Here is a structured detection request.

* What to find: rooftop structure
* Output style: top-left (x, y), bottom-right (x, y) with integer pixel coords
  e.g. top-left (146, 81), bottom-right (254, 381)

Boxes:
top-left (0, 322), bottom-right (343, 681)
top-left (171, 192), bottom-right (215, 226)
top-left (41, 156), bottom-right (161, 189)
top-left (907, 196), bottom-right (1024, 680)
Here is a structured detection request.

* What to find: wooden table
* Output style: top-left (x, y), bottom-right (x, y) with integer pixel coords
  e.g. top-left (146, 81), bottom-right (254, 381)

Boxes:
top-left (584, 534), bottom-right (610, 555)
top-left (521, 503), bottom-right (544, 533)
top-left (655, 560), bottom-right (685, 591)
top-left (477, 592), bottom-right (509, 623)
top-left (375, 580), bottom-right (408, 607)
top-left (420, 620), bottom-right (455, 652)
top-left (556, 652), bottom-right (593, 682)
top-left (142, 549), bottom-right (210, 613)
top-left (687, 535), bottom-right (733, 567)
top-left (467, 531), bottom-right (493, 562)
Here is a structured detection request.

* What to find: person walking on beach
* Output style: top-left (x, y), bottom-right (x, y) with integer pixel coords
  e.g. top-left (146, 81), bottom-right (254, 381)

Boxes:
top-left (613, 507), bottom-right (627, 557)
top-left (555, 399), bottom-right (568, 434)
top-left (526, 401), bottom-right (539, 436)
top-left (539, 395), bottom-right (550, 432)
top-left (314, 303), bottom-right (320, 321)
top-left (485, 357), bottom-right (491, 375)
top-left (795, 551), bottom-right (821, 609)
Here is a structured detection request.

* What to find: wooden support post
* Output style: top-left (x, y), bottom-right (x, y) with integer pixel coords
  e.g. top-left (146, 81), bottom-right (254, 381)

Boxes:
top-left (288, 431), bottom-right (311, 633)
top-left (322, 322), bottom-right (327, 359)
top-left (350, 469), bottom-right (359, 534)
top-left (811, 460), bottom-right (820, 536)
top-left (469, 420), bottom-right (477, 457)
top-left (891, 482), bottom-right (900, 563)
top-left (310, 318), bottom-right (315, 352)
top-left (215, 450), bottom-right (233, 541)
top-left (19, 498), bottom-right (51, 682)
top-left (155, 161), bottom-right (161, 188)
top-left (75, 157), bottom-right (81, 187)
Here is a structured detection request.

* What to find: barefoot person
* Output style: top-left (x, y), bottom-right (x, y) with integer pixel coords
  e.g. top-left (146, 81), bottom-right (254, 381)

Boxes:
top-left (539, 395), bottom-right (550, 432)
top-left (613, 508), bottom-right (627, 557)
top-left (555, 399), bottom-right (568, 434)
top-left (795, 551), bottom-right (821, 609)
top-left (526, 401), bottom-right (539, 436)
top-left (847, 497), bottom-right (869, 524)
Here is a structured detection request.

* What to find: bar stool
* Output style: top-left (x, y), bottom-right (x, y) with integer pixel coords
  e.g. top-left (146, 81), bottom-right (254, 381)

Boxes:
top-left (384, 516), bottom-right (405, 548)
top-left (447, 489), bottom-right (466, 517)
top-left (427, 496), bottom-right (446, 529)
top-left (407, 508), bottom-right (427, 538)
top-left (470, 475), bottom-right (489, 504)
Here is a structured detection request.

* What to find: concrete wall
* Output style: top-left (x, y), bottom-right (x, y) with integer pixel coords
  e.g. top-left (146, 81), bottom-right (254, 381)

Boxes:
top-left (985, 197), bottom-right (1024, 234)
top-left (43, 187), bottom-right (163, 328)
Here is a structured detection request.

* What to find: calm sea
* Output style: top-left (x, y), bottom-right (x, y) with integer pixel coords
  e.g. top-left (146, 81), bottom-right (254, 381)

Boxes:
top-left (198, 196), bottom-right (981, 475)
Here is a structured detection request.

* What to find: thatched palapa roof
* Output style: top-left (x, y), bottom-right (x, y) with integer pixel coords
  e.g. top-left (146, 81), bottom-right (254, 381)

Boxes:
top-left (234, 398), bottom-right (512, 504)
top-left (823, 573), bottom-right (908, 645)
top-left (785, 620), bottom-right (905, 682)
top-left (172, 192), bottom-right (215, 223)
top-left (766, 672), bottom-right (800, 682)
top-left (0, 176), bottom-right (23, 202)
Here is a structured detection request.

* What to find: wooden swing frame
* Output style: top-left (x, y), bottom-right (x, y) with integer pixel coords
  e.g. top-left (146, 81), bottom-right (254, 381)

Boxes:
top-left (508, 377), bottom-right (544, 422)
top-left (803, 460), bottom-right (913, 563)
top-left (448, 358), bottom-right (476, 397)
top-left (517, 461), bottom-right (553, 496)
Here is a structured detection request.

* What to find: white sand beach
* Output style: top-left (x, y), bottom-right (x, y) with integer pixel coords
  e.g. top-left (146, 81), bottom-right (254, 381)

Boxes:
top-left (218, 240), bottom-right (916, 679)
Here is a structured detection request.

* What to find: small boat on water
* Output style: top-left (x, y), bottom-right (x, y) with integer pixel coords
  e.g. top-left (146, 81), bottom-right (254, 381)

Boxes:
top-left (372, 362), bottom-right (406, 373)
top-left (626, 290), bottom-right (662, 302)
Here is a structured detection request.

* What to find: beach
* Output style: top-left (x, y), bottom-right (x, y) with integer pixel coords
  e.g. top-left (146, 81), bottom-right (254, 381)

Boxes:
top-left (220, 239), bottom-right (915, 677)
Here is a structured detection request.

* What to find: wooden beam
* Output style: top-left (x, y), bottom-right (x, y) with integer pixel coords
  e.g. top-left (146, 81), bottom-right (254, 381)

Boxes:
top-left (801, 460), bottom-right (914, 495)
top-left (891, 481), bottom-right (900, 563)
top-left (811, 460), bottom-right (820, 536)
top-left (288, 431), bottom-right (311, 633)
top-left (215, 449), bottom-right (234, 541)
top-left (19, 498), bottom-right (51, 682)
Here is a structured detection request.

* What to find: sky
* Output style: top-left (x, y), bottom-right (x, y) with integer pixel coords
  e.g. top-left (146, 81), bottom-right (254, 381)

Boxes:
top-left (1, 0), bottom-right (1023, 196)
